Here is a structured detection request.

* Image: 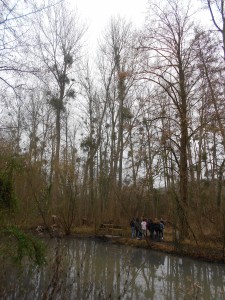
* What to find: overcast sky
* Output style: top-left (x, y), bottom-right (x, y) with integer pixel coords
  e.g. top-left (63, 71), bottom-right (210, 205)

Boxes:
top-left (71, 0), bottom-right (148, 48)
top-left (69, 0), bottom-right (213, 50)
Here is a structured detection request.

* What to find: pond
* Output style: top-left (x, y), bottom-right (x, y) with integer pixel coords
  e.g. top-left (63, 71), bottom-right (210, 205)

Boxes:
top-left (1, 237), bottom-right (225, 299)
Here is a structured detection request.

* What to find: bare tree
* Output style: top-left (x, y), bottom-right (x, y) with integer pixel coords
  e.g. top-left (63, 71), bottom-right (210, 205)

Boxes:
top-left (32, 2), bottom-right (86, 195)
top-left (195, 29), bottom-right (225, 207)
top-left (203, 0), bottom-right (225, 60)
top-left (0, 0), bottom-right (62, 90)
top-left (140, 0), bottom-right (202, 239)
top-left (78, 63), bottom-right (107, 222)
top-left (98, 16), bottom-right (140, 187)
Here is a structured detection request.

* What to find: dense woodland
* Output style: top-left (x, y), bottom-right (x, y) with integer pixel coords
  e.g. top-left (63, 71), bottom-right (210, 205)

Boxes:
top-left (1, 0), bottom-right (225, 242)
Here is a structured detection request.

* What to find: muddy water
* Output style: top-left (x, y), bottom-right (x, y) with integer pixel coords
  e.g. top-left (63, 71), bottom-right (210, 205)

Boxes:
top-left (2, 237), bottom-right (225, 299)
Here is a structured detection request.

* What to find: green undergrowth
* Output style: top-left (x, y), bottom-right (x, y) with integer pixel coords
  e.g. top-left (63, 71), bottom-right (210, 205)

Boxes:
top-left (0, 226), bottom-right (46, 266)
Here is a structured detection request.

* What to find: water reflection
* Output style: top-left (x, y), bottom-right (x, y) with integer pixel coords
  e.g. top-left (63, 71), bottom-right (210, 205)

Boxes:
top-left (1, 237), bottom-right (225, 299)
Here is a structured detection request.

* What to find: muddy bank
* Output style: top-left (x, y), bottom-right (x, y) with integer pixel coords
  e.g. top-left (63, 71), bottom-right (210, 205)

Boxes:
top-left (32, 225), bottom-right (225, 264)
top-left (94, 235), bottom-right (225, 264)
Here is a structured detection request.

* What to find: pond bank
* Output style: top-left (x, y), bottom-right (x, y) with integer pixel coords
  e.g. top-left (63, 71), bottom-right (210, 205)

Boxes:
top-left (32, 225), bottom-right (225, 264)
top-left (105, 236), bottom-right (225, 264)
top-left (69, 226), bottom-right (225, 265)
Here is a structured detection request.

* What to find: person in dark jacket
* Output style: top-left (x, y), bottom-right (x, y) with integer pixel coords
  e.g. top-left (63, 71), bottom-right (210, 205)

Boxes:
top-left (130, 218), bottom-right (135, 239)
top-left (159, 218), bottom-right (165, 240)
top-left (135, 218), bottom-right (142, 239)
top-left (147, 219), bottom-right (154, 239)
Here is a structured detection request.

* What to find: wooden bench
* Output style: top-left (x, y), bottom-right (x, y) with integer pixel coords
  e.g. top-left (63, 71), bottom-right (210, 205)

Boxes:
top-left (98, 224), bottom-right (124, 236)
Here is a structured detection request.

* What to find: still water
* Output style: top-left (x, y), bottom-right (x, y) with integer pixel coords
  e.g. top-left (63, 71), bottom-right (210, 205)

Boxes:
top-left (2, 237), bottom-right (225, 299)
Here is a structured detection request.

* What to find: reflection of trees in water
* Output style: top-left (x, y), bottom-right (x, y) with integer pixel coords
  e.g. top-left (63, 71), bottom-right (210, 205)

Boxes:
top-left (137, 250), bottom-right (166, 300)
top-left (1, 239), bottom-right (225, 299)
top-left (65, 239), bottom-right (138, 298)
top-left (163, 256), bottom-right (225, 299)
top-left (67, 241), bottom-right (166, 299)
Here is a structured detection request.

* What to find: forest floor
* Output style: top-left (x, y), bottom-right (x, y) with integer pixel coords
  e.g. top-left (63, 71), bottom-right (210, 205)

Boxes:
top-left (70, 225), bottom-right (225, 264)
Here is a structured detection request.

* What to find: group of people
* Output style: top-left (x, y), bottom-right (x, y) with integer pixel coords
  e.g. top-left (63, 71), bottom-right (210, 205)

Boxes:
top-left (130, 217), bottom-right (165, 241)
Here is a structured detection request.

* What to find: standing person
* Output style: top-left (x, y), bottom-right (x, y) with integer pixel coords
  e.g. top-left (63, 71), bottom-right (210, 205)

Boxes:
top-left (130, 218), bottom-right (135, 239)
top-left (141, 218), bottom-right (147, 238)
top-left (147, 219), bottom-right (154, 239)
top-left (135, 218), bottom-right (142, 239)
top-left (160, 218), bottom-right (165, 240)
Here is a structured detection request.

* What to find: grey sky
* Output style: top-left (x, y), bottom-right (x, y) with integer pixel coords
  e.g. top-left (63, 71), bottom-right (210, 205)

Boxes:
top-left (71, 0), bottom-right (148, 47)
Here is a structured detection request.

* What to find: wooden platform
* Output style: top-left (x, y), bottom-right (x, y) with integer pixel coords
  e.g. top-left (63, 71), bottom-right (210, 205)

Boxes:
top-left (98, 224), bottom-right (124, 236)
